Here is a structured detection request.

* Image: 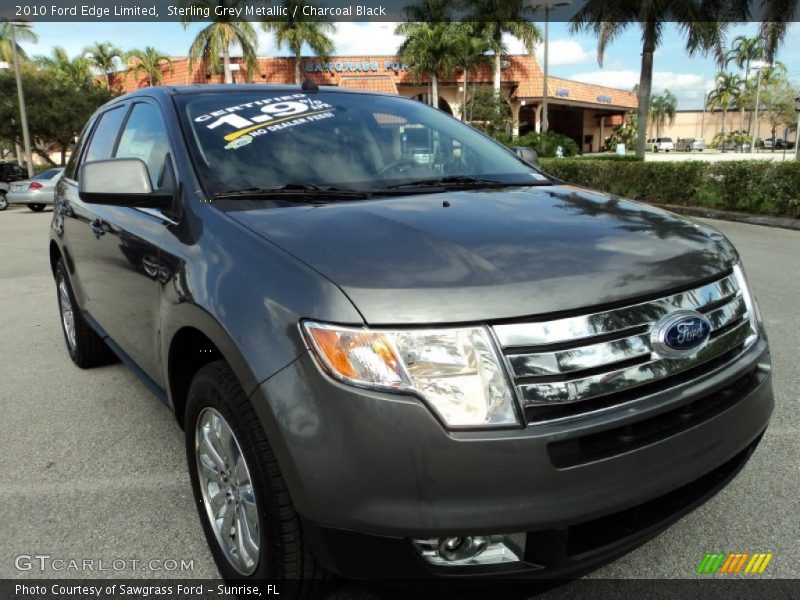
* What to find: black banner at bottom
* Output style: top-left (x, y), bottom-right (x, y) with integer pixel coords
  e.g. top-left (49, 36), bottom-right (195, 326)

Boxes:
top-left (2, 578), bottom-right (799, 600)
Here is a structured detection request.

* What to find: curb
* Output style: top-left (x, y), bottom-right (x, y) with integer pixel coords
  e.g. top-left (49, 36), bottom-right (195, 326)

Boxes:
top-left (653, 204), bottom-right (800, 232)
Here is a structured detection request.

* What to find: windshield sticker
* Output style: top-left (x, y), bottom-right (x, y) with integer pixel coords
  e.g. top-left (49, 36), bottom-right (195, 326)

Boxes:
top-left (224, 135), bottom-right (254, 150)
top-left (194, 94), bottom-right (337, 147)
top-left (530, 172), bottom-right (548, 181)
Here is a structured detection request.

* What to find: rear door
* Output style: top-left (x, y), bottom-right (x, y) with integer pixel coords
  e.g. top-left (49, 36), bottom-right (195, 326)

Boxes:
top-left (58, 100), bottom-right (176, 385)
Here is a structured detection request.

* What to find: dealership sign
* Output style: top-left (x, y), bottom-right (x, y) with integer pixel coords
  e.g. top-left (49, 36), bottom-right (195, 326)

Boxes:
top-left (555, 87), bottom-right (570, 98)
top-left (305, 60), bottom-right (410, 74)
top-left (597, 95), bottom-right (613, 104)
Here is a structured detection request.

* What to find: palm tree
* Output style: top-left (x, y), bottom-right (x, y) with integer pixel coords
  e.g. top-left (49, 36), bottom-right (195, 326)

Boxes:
top-left (707, 72), bottom-right (741, 152)
top-left (571, 1), bottom-right (726, 158)
top-left (403, 0), bottom-right (453, 22)
top-left (83, 42), bottom-right (124, 89)
top-left (464, 1), bottom-right (541, 97)
top-left (261, 0), bottom-right (336, 85)
top-left (182, 0), bottom-right (259, 83)
top-left (396, 22), bottom-right (458, 109)
top-left (725, 35), bottom-right (763, 133)
top-left (649, 90), bottom-right (677, 137)
top-left (760, 1), bottom-right (798, 61)
top-left (127, 47), bottom-right (174, 87)
top-left (450, 24), bottom-right (490, 121)
top-left (0, 22), bottom-right (38, 63)
top-left (34, 47), bottom-right (93, 88)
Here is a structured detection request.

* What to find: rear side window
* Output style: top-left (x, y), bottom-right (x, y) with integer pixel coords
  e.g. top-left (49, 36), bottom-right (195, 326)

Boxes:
top-left (84, 106), bottom-right (127, 164)
top-left (115, 103), bottom-right (172, 190)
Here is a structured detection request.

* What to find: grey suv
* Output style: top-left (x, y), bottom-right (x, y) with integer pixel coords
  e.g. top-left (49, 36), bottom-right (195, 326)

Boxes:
top-left (50, 85), bottom-right (772, 589)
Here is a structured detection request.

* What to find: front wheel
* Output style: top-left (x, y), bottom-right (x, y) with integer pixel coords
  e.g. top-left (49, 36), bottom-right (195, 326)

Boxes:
top-left (28, 204), bottom-right (46, 212)
top-left (0, 193), bottom-right (7, 211)
top-left (185, 361), bottom-right (328, 596)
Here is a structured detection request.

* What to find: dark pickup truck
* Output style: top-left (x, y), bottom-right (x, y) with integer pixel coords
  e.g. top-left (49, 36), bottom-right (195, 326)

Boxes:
top-left (50, 85), bottom-right (772, 589)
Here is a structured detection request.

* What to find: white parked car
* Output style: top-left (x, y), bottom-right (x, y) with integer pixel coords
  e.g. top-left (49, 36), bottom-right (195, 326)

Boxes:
top-left (646, 137), bottom-right (675, 152)
top-left (6, 168), bottom-right (64, 211)
top-left (677, 138), bottom-right (706, 152)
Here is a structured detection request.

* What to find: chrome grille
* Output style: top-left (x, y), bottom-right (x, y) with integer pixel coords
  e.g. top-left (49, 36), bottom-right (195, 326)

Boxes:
top-left (493, 272), bottom-right (755, 423)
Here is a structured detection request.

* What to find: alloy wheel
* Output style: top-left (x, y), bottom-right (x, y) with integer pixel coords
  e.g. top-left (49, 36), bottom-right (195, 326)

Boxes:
top-left (195, 407), bottom-right (260, 575)
top-left (58, 277), bottom-right (76, 351)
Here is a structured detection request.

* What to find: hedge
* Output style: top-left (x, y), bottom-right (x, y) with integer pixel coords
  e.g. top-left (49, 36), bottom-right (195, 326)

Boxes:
top-left (538, 158), bottom-right (800, 217)
top-left (512, 131), bottom-right (580, 157)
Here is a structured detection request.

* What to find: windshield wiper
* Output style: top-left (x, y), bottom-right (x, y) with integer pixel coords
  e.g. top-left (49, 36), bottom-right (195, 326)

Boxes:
top-left (213, 183), bottom-right (369, 200)
top-left (372, 175), bottom-right (544, 193)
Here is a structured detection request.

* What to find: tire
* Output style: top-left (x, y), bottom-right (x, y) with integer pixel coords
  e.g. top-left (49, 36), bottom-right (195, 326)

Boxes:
top-left (186, 361), bottom-right (329, 598)
top-left (28, 204), bottom-right (46, 212)
top-left (55, 259), bottom-right (117, 368)
top-left (0, 192), bottom-right (7, 211)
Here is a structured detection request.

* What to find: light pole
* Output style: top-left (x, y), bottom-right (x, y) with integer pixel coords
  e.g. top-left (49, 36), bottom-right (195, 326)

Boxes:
top-left (9, 22), bottom-right (35, 178)
top-left (529, 0), bottom-right (570, 133)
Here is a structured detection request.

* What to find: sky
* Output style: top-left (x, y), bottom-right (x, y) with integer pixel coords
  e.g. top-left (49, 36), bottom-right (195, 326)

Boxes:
top-left (17, 20), bottom-right (800, 110)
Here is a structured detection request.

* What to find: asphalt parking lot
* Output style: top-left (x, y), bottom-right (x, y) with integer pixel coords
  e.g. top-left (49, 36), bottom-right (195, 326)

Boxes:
top-left (0, 205), bottom-right (798, 584)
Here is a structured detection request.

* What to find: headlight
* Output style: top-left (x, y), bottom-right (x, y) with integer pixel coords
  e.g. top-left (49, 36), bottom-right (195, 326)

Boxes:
top-left (732, 263), bottom-right (762, 347)
top-left (303, 322), bottom-right (520, 428)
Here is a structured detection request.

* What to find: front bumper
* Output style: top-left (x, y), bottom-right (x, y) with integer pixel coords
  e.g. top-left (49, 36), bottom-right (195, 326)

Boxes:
top-left (251, 337), bottom-right (772, 577)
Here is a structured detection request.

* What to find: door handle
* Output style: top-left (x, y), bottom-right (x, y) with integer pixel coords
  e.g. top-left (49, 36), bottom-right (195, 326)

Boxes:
top-left (90, 220), bottom-right (106, 236)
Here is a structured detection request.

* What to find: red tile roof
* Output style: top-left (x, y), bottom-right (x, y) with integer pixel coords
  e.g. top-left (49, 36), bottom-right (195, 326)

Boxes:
top-left (340, 75), bottom-right (398, 94)
top-left (109, 54), bottom-right (636, 110)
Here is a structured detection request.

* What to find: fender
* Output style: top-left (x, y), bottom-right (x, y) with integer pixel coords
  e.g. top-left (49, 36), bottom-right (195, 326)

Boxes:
top-left (160, 300), bottom-right (274, 410)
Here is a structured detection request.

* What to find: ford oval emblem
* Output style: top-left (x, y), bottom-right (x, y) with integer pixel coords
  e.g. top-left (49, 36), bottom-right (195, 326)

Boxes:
top-left (650, 310), bottom-right (712, 358)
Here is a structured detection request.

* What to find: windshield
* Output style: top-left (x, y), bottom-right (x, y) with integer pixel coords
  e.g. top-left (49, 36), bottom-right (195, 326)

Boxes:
top-left (178, 91), bottom-right (545, 195)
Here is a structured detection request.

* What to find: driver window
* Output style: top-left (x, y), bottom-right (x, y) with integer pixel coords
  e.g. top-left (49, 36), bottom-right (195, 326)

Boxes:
top-left (115, 103), bottom-right (173, 190)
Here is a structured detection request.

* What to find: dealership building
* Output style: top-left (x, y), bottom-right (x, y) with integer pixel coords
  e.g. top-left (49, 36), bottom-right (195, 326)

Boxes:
top-left (114, 54), bottom-right (638, 153)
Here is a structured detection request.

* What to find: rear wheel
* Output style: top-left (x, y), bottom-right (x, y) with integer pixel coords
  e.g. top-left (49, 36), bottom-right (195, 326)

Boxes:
top-left (55, 259), bottom-right (117, 368)
top-left (28, 204), bottom-right (46, 212)
top-left (186, 361), bottom-right (328, 597)
top-left (0, 192), bottom-right (7, 211)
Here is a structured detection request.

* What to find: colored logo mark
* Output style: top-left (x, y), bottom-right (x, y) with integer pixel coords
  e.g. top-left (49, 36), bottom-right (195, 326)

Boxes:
top-left (696, 552), bottom-right (773, 574)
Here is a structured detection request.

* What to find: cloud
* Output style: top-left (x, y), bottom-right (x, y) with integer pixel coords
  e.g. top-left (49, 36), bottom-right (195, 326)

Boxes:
top-left (501, 36), bottom-right (595, 66)
top-left (535, 39), bottom-right (596, 66)
top-left (257, 22), bottom-right (404, 57)
top-left (332, 22), bottom-right (405, 55)
top-left (568, 69), bottom-right (714, 108)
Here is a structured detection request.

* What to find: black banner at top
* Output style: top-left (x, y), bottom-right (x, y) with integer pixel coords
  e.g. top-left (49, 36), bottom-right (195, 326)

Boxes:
top-left (0, 0), bottom-right (797, 23)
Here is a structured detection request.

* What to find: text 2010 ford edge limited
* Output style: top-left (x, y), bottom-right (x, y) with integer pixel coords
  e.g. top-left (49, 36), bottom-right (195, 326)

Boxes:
top-left (50, 85), bottom-right (772, 587)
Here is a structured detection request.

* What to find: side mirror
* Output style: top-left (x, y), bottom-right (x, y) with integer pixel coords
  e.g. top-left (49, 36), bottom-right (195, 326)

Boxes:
top-left (512, 146), bottom-right (539, 167)
top-left (79, 158), bottom-right (171, 208)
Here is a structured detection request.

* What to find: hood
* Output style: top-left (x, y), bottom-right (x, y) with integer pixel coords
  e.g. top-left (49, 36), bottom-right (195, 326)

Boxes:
top-left (221, 185), bottom-right (737, 325)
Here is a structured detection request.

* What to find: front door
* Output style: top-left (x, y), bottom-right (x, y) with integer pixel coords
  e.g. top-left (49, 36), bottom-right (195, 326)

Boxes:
top-left (58, 100), bottom-right (175, 385)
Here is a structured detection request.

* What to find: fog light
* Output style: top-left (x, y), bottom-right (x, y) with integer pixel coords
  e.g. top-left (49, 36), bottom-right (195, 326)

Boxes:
top-left (413, 534), bottom-right (525, 566)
